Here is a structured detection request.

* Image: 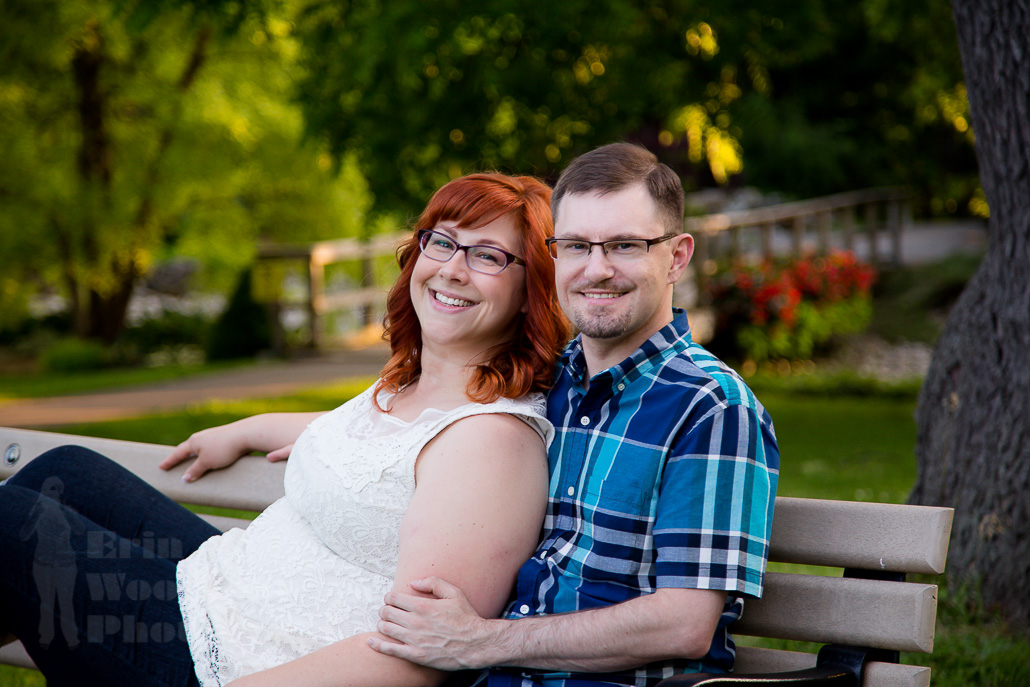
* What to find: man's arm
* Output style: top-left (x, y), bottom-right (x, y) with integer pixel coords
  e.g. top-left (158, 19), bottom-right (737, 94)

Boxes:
top-left (371, 580), bottom-right (726, 672)
top-left (371, 401), bottom-right (777, 674)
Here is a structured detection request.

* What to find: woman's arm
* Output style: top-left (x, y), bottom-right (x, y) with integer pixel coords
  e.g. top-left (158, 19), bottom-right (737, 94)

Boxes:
top-left (227, 411), bottom-right (549, 687)
top-left (160, 412), bottom-right (327, 482)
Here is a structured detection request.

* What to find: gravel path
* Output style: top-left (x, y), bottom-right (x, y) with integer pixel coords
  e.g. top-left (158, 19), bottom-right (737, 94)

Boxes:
top-left (825, 335), bottom-right (934, 382)
top-left (0, 346), bottom-right (390, 429)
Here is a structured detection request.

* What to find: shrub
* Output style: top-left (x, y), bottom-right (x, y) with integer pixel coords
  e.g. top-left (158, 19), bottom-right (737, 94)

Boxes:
top-left (707, 251), bottom-right (876, 362)
top-left (39, 338), bottom-right (111, 373)
top-left (121, 311), bottom-right (211, 353)
top-left (205, 268), bottom-right (272, 360)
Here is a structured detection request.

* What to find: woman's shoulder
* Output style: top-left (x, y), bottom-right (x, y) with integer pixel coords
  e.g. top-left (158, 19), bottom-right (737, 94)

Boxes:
top-left (445, 392), bottom-right (552, 446)
top-left (478, 391), bottom-right (547, 417)
top-left (420, 411), bottom-right (546, 475)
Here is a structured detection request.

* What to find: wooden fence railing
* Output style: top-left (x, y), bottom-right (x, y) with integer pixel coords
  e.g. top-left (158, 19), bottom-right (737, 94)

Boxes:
top-left (252, 232), bottom-right (408, 351)
top-left (254, 188), bottom-right (910, 350)
top-left (686, 186), bottom-right (911, 299)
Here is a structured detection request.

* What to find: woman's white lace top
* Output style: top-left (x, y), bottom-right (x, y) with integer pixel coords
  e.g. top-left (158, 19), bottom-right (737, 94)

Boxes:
top-left (176, 384), bottom-right (551, 686)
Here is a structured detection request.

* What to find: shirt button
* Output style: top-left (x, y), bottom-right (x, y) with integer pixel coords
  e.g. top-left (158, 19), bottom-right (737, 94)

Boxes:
top-left (567, 486), bottom-right (575, 496)
top-left (579, 416), bottom-right (590, 426)
top-left (519, 604), bottom-right (530, 615)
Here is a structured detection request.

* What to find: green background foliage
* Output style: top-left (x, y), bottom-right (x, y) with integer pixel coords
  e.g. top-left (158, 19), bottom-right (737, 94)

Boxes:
top-left (1, 0), bottom-right (976, 343)
top-left (294, 0), bottom-right (973, 212)
top-left (0, 0), bottom-right (371, 341)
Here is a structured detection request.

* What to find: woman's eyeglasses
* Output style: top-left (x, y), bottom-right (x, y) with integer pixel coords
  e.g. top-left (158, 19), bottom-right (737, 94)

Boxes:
top-left (417, 229), bottom-right (526, 275)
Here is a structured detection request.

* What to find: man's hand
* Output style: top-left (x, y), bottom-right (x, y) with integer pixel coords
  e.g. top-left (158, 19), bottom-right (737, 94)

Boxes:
top-left (376, 584), bottom-right (728, 674)
top-left (369, 577), bottom-right (499, 670)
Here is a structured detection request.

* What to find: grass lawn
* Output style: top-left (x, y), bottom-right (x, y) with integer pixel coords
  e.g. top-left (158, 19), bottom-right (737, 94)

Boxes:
top-left (762, 390), bottom-right (918, 502)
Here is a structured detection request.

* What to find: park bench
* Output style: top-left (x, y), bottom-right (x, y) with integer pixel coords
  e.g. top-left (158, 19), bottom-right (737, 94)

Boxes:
top-left (1, 426), bottom-right (953, 687)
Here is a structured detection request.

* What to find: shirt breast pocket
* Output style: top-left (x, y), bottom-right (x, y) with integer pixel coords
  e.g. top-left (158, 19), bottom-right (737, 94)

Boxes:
top-left (582, 444), bottom-right (665, 512)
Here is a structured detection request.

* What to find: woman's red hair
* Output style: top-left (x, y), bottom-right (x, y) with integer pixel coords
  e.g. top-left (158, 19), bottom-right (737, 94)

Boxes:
top-left (374, 173), bottom-right (568, 408)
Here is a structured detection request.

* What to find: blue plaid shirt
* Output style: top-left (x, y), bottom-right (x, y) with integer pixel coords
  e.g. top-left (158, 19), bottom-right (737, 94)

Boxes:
top-left (484, 310), bottom-right (779, 687)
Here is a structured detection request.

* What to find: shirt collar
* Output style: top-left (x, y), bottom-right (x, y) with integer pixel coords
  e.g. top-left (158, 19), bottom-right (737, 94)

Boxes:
top-left (559, 309), bottom-right (694, 389)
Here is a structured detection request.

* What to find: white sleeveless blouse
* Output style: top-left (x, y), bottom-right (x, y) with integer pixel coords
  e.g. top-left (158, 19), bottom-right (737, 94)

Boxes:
top-left (176, 384), bottom-right (551, 686)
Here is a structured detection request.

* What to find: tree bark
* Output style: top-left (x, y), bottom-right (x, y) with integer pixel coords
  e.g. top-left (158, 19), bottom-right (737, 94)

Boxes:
top-left (911, 0), bottom-right (1030, 630)
top-left (70, 18), bottom-right (124, 341)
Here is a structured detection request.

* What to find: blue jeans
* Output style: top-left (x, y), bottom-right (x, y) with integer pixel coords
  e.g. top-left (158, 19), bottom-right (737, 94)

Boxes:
top-left (0, 445), bottom-right (219, 686)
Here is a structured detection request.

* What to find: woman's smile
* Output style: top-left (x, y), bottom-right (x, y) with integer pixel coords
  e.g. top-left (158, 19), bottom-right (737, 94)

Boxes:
top-left (430, 289), bottom-right (477, 308)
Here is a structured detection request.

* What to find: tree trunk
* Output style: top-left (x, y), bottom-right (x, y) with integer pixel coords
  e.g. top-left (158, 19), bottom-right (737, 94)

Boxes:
top-left (84, 265), bottom-right (137, 342)
top-left (65, 22), bottom-right (210, 343)
top-left (70, 18), bottom-right (119, 341)
top-left (910, 0), bottom-right (1030, 630)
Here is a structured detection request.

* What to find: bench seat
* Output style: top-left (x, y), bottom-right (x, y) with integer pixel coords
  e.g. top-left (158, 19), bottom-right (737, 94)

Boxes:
top-left (0, 427), bottom-right (953, 686)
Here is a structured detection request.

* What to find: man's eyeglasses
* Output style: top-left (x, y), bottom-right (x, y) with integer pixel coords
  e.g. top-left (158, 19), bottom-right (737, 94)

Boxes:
top-left (417, 229), bottom-right (526, 275)
top-left (545, 235), bottom-right (677, 261)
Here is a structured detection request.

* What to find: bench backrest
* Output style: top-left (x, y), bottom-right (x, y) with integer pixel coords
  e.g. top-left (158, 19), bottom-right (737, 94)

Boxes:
top-left (0, 427), bottom-right (954, 686)
top-left (738, 496), bottom-right (952, 687)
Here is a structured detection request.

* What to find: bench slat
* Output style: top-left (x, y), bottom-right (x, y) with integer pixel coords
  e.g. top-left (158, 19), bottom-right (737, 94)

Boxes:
top-left (1, 427), bottom-right (284, 512)
top-left (0, 642), bottom-right (34, 670)
top-left (737, 573), bottom-right (937, 652)
top-left (769, 497), bottom-right (952, 575)
top-left (0, 642), bottom-right (934, 687)
top-left (735, 647), bottom-right (930, 687)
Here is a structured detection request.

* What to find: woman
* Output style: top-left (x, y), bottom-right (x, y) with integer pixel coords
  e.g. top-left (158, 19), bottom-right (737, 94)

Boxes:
top-left (0, 173), bottom-right (568, 687)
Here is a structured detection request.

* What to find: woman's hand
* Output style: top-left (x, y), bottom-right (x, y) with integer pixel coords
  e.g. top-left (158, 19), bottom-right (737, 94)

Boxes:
top-left (265, 444), bottom-right (293, 462)
top-left (160, 421), bottom-right (252, 482)
top-left (160, 412), bottom-right (324, 482)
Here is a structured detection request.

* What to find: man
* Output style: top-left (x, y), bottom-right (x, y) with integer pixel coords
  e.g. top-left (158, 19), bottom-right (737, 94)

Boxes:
top-left (370, 142), bottom-right (779, 686)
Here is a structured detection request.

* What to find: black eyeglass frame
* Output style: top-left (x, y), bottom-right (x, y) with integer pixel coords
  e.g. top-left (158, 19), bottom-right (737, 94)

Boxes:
top-left (416, 229), bottom-right (526, 274)
top-left (544, 234), bottom-right (678, 259)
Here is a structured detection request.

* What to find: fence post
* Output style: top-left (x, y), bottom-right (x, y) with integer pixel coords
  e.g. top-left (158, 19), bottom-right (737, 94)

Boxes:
top-left (694, 230), bottom-right (711, 304)
top-left (842, 206), bottom-right (856, 253)
top-left (360, 253), bottom-right (374, 327)
top-left (888, 199), bottom-right (903, 266)
top-left (817, 211), bottom-right (831, 255)
top-left (761, 222), bottom-right (774, 260)
top-left (792, 215), bottom-right (806, 258)
top-left (865, 202), bottom-right (879, 265)
top-left (306, 254), bottom-right (324, 349)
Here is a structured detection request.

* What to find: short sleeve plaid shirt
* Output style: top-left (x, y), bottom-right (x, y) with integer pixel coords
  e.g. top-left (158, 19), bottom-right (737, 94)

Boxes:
top-left (483, 310), bottom-right (779, 687)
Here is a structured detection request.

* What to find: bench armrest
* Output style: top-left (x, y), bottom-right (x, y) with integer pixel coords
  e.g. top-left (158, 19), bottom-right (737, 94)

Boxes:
top-left (656, 664), bottom-right (858, 686)
top-left (656, 644), bottom-right (897, 687)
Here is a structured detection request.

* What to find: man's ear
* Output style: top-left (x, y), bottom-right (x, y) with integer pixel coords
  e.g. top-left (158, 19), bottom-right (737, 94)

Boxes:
top-left (667, 233), bottom-right (695, 285)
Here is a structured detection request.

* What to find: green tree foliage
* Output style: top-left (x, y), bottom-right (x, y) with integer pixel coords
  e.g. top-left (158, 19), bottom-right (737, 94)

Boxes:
top-left (293, 0), bottom-right (974, 215)
top-left (0, 0), bottom-right (372, 341)
top-left (292, 0), bottom-right (808, 210)
top-left (733, 0), bottom-right (976, 213)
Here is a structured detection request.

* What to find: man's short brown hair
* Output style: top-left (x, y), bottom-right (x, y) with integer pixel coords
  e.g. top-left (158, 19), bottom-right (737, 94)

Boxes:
top-left (552, 142), bottom-right (685, 235)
